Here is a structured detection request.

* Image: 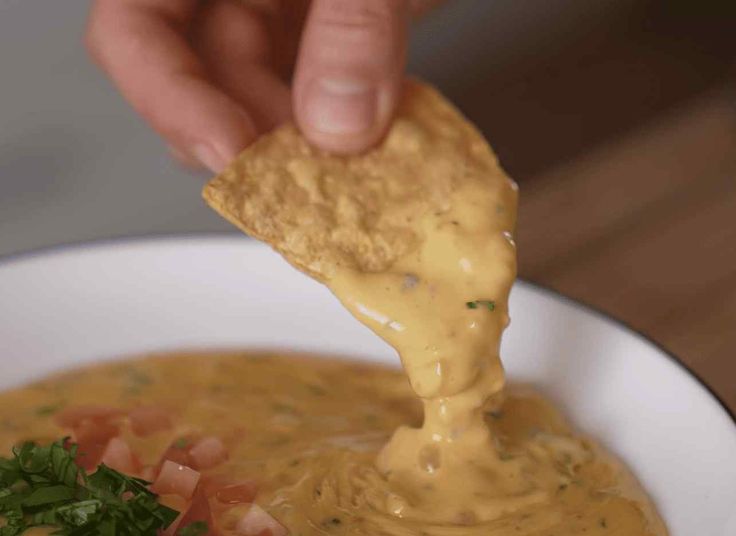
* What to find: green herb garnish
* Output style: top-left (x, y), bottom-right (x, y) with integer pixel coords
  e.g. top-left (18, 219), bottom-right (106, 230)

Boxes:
top-left (0, 439), bottom-right (179, 535)
top-left (173, 438), bottom-right (189, 450)
top-left (178, 521), bottom-right (209, 536)
top-left (466, 300), bottom-right (496, 311)
top-left (127, 370), bottom-right (152, 387)
top-left (35, 404), bottom-right (64, 417)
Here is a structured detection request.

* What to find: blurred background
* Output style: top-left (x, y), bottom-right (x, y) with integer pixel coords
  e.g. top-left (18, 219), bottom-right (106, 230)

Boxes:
top-left (0, 1), bottom-right (734, 409)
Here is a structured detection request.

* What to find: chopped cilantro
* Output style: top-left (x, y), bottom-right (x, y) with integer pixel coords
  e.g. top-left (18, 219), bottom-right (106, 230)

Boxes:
top-left (35, 404), bottom-right (64, 417)
top-left (0, 439), bottom-right (179, 535)
top-left (179, 521), bottom-right (209, 536)
top-left (466, 300), bottom-right (496, 311)
top-left (128, 370), bottom-right (152, 387)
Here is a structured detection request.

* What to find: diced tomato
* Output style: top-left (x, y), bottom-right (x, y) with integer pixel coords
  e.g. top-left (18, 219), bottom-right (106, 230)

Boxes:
top-left (189, 437), bottom-right (228, 471)
top-left (152, 460), bottom-right (201, 500)
top-left (73, 419), bottom-right (119, 445)
top-left (57, 406), bottom-right (123, 471)
top-left (154, 436), bottom-right (198, 477)
top-left (162, 445), bottom-right (191, 469)
top-left (101, 437), bottom-right (141, 475)
top-left (74, 443), bottom-right (106, 471)
top-left (158, 494), bottom-right (189, 536)
top-left (178, 486), bottom-right (214, 533)
top-left (158, 488), bottom-right (213, 535)
top-left (199, 474), bottom-right (237, 498)
top-left (200, 474), bottom-right (234, 498)
top-left (55, 405), bottom-right (124, 428)
top-left (235, 505), bottom-right (288, 536)
top-left (129, 406), bottom-right (173, 437)
top-left (139, 465), bottom-right (157, 483)
top-left (72, 420), bottom-right (120, 471)
top-left (215, 482), bottom-right (258, 505)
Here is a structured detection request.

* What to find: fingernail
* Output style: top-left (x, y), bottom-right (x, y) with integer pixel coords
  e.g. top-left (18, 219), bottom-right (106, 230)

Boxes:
top-left (192, 143), bottom-right (228, 174)
top-left (302, 77), bottom-right (377, 135)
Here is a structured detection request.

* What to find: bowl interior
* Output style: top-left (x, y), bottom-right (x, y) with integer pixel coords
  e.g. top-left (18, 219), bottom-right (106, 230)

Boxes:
top-left (0, 236), bottom-right (734, 536)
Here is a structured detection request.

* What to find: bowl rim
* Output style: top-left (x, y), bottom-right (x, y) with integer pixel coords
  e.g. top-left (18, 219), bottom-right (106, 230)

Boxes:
top-left (2, 232), bottom-right (734, 428)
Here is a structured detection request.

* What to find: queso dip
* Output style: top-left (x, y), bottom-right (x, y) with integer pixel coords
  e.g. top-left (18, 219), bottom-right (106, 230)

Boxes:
top-left (0, 352), bottom-right (665, 535)
top-left (0, 80), bottom-right (667, 535)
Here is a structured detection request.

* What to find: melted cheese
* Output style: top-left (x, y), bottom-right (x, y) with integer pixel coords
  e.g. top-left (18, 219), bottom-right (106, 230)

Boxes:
top-left (327, 173), bottom-right (519, 523)
top-left (0, 353), bottom-right (666, 535)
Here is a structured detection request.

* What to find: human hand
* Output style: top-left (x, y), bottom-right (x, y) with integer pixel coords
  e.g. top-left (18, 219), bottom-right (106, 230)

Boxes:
top-left (86, 0), bottom-right (437, 173)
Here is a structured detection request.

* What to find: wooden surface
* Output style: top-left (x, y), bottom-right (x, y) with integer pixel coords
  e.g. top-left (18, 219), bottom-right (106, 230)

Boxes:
top-left (517, 88), bottom-right (736, 413)
top-left (447, 0), bottom-right (736, 179)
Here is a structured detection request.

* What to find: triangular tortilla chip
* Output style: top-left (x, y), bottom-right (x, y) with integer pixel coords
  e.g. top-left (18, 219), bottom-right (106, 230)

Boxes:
top-left (203, 79), bottom-right (507, 280)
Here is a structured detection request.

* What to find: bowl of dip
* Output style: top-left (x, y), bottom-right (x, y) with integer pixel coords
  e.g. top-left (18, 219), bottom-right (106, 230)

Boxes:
top-left (0, 234), bottom-right (734, 536)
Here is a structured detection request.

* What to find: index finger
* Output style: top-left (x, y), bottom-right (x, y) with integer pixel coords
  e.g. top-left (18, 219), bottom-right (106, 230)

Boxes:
top-left (86, 0), bottom-right (257, 172)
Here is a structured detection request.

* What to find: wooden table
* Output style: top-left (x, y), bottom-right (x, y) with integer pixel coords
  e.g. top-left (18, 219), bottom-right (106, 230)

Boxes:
top-left (517, 88), bottom-right (736, 412)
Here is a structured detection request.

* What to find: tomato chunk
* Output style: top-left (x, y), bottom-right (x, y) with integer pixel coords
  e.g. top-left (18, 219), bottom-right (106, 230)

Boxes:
top-left (140, 465), bottom-right (156, 482)
top-left (178, 486), bottom-right (214, 533)
top-left (154, 436), bottom-right (198, 477)
top-left (158, 494), bottom-right (189, 536)
top-left (55, 405), bottom-right (124, 428)
top-left (152, 460), bottom-right (201, 500)
top-left (200, 474), bottom-right (234, 498)
top-left (72, 420), bottom-right (120, 471)
top-left (129, 406), bottom-right (172, 437)
top-left (189, 437), bottom-right (228, 470)
top-left (101, 437), bottom-right (141, 475)
top-left (235, 505), bottom-right (288, 536)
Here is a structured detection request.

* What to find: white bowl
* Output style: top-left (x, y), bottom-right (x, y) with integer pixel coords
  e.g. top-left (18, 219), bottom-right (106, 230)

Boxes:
top-left (0, 235), bottom-right (734, 535)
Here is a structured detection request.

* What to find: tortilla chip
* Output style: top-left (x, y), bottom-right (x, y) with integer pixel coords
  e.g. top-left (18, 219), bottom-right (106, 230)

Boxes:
top-left (203, 79), bottom-right (505, 280)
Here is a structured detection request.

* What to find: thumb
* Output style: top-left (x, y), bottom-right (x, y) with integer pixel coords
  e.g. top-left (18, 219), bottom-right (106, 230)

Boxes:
top-left (293, 0), bottom-right (409, 154)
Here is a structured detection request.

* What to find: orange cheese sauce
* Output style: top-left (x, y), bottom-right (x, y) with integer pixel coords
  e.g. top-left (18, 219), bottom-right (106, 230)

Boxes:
top-left (0, 352), bottom-right (666, 535)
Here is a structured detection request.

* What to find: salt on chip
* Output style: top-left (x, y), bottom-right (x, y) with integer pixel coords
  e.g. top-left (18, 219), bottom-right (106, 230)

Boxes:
top-left (203, 79), bottom-right (506, 280)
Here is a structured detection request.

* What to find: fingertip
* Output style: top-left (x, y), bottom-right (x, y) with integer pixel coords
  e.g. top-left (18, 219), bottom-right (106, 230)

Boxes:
top-left (193, 144), bottom-right (229, 174)
top-left (84, 0), bottom-right (255, 174)
top-left (168, 145), bottom-right (202, 170)
top-left (168, 140), bottom-right (238, 175)
top-left (292, 0), bottom-right (408, 154)
top-left (294, 78), bottom-right (398, 154)
top-left (191, 122), bottom-right (253, 174)
top-left (150, 82), bottom-right (256, 173)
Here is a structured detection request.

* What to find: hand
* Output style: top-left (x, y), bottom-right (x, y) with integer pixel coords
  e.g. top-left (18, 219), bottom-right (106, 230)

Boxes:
top-left (86, 0), bottom-right (437, 173)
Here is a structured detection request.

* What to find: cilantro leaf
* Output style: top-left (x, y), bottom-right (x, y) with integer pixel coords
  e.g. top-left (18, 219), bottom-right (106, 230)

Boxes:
top-left (466, 300), bottom-right (496, 311)
top-left (0, 439), bottom-right (181, 536)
